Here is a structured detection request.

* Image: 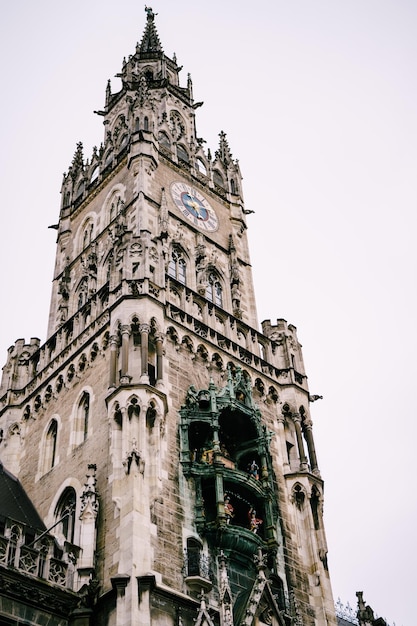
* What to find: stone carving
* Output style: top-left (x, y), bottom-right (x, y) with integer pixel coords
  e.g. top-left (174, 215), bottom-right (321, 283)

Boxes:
top-left (80, 464), bottom-right (99, 518)
top-left (123, 439), bottom-right (145, 475)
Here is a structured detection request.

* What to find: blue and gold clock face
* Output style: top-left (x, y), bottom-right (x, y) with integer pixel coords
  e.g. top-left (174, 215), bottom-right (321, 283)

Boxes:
top-left (170, 181), bottom-right (219, 232)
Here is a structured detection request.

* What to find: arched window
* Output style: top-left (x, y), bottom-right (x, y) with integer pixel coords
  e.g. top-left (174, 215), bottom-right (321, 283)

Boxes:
top-left (196, 158), bottom-right (207, 175)
top-left (127, 397), bottom-right (140, 419)
top-left (55, 488), bottom-right (76, 544)
top-left (78, 392), bottom-right (90, 442)
top-left (213, 170), bottom-right (224, 188)
top-left (82, 222), bottom-right (94, 249)
top-left (168, 249), bottom-right (187, 284)
top-left (143, 116), bottom-right (149, 131)
top-left (177, 144), bottom-right (189, 163)
top-left (206, 272), bottom-right (222, 306)
top-left (75, 181), bottom-right (85, 199)
top-left (185, 537), bottom-right (208, 578)
top-left (158, 131), bottom-right (171, 148)
top-left (108, 193), bottom-right (123, 224)
top-left (118, 134), bottom-right (129, 152)
top-left (104, 151), bottom-right (113, 169)
top-left (44, 419), bottom-right (58, 472)
top-left (90, 166), bottom-right (99, 183)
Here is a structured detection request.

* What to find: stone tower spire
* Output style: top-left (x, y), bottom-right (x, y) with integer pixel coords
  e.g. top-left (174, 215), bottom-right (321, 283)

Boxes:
top-left (140, 6), bottom-right (163, 54)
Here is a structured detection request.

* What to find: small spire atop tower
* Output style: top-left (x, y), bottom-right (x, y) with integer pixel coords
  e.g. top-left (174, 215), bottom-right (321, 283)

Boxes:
top-left (140, 6), bottom-right (163, 55)
top-left (216, 131), bottom-right (233, 166)
top-left (69, 142), bottom-right (84, 180)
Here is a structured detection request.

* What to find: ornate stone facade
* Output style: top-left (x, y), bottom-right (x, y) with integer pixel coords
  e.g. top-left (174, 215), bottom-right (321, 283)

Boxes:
top-left (0, 8), bottom-right (337, 626)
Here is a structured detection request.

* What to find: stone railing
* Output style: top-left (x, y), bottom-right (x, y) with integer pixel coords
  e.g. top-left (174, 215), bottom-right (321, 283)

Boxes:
top-left (0, 522), bottom-right (76, 590)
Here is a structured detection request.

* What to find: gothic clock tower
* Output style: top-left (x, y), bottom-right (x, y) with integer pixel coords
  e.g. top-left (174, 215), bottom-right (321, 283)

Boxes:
top-left (0, 8), bottom-right (337, 626)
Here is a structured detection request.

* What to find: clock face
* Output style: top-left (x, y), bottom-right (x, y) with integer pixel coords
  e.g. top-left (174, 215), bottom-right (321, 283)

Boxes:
top-left (170, 181), bottom-right (219, 232)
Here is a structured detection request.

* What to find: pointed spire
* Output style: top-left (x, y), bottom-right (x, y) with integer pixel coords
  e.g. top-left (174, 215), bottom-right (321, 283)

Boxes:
top-left (70, 142), bottom-right (85, 180)
top-left (105, 79), bottom-right (111, 108)
top-left (215, 131), bottom-right (233, 166)
top-left (194, 590), bottom-right (215, 626)
top-left (140, 7), bottom-right (163, 55)
top-left (218, 552), bottom-right (234, 626)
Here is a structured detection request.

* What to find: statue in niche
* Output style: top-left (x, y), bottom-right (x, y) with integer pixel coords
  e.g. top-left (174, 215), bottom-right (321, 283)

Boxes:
top-left (248, 508), bottom-right (263, 533)
top-left (231, 283), bottom-right (241, 309)
top-left (247, 460), bottom-right (259, 480)
top-left (196, 259), bottom-right (207, 294)
top-left (224, 496), bottom-right (234, 524)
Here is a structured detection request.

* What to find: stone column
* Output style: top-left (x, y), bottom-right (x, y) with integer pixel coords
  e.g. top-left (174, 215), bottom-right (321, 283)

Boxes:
top-left (109, 335), bottom-right (119, 389)
top-left (293, 413), bottom-right (308, 471)
top-left (276, 414), bottom-right (290, 473)
top-left (139, 323), bottom-right (150, 381)
top-left (77, 464), bottom-right (99, 588)
top-left (302, 417), bottom-right (319, 475)
top-left (155, 333), bottom-right (164, 384)
top-left (120, 325), bottom-right (131, 385)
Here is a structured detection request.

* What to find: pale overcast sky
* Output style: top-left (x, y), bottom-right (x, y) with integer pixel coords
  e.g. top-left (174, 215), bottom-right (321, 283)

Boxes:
top-left (1, 2), bottom-right (416, 624)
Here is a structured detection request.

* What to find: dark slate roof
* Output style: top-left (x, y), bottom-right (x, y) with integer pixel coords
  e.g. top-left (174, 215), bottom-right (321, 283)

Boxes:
top-left (0, 461), bottom-right (46, 531)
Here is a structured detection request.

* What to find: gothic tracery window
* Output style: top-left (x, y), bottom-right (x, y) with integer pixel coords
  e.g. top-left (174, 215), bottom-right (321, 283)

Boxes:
top-left (109, 194), bottom-right (123, 223)
top-left (76, 391), bottom-right (90, 443)
top-left (206, 272), bottom-right (222, 306)
top-left (90, 166), bottom-right (99, 183)
top-left (196, 158), bottom-right (207, 176)
top-left (168, 249), bottom-right (187, 284)
top-left (76, 181), bottom-right (85, 199)
top-left (177, 144), bottom-right (189, 163)
top-left (41, 419), bottom-right (58, 474)
top-left (82, 222), bottom-right (94, 249)
top-left (54, 487), bottom-right (76, 544)
top-left (158, 131), bottom-right (171, 148)
top-left (213, 170), bottom-right (224, 188)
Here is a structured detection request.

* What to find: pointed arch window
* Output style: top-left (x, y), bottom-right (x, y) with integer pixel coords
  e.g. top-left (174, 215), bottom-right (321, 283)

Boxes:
top-left (55, 488), bottom-right (76, 544)
top-left (77, 391), bottom-right (90, 443)
top-left (168, 249), bottom-right (187, 285)
top-left (76, 181), bottom-right (85, 199)
top-left (104, 151), bottom-right (113, 169)
top-left (177, 144), bottom-right (189, 163)
top-left (184, 537), bottom-right (210, 581)
top-left (213, 170), bottom-right (224, 188)
top-left (158, 131), bottom-right (171, 149)
top-left (196, 158), bottom-right (207, 176)
top-left (82, 222), bottom-right (94, 249)
top-left (118, 134), bottom-right (129, 152)
top-left (143, 116), bottom-right (149, 131)
top-left (44, 419), bottom-right (58, 472)
top-left (206, 272), bottom-right (222, 306)
top-left (90, 166), bottom-right (99, 184)
top-left (109, 194), bottom-right (123, 223)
